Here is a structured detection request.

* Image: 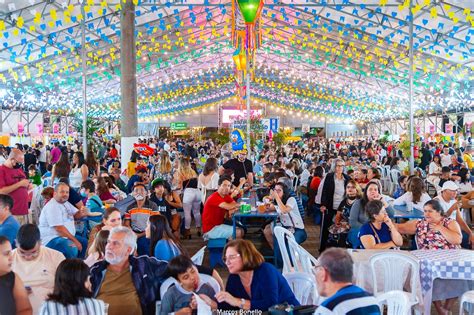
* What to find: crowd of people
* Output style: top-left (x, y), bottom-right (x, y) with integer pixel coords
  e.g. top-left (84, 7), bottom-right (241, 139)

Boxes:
top-left (0, 136), bottom-right (472, 315)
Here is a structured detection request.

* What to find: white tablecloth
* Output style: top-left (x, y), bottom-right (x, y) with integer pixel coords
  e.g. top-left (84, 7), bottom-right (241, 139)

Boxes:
top-left (350, 249), bottom-right (474, 315)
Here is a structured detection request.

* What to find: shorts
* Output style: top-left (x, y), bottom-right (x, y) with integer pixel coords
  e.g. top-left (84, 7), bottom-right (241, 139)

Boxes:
top-left (203, 224), bottom-right (233, 240)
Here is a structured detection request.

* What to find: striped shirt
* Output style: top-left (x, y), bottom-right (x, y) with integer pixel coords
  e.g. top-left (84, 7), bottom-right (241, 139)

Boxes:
top-left (124, 200), bottom-right (159, 233)
top-left (315, 285), bottom-right (380, 315)
top-left (39, 298), bottom-right (107, 315)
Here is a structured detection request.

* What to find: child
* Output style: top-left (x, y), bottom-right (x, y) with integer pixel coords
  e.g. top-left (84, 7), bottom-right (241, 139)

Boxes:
top-left (160, 255), bottom-right (217, 315)
top-left (28, 165), bottom-right (42, 186)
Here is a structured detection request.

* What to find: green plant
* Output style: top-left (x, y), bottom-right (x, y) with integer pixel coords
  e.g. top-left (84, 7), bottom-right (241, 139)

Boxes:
top-left (272, 130), bottom-right (286, 148)
top-left (75, 116), bottom-right (103, 147)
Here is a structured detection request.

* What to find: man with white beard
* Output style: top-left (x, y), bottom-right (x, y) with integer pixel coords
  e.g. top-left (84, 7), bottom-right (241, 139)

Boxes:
top-left (89, 226), bottom-right (168, 315)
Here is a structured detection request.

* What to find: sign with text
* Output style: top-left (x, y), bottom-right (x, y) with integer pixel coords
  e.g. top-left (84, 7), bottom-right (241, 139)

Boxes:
top-left (262, 117), bottom-right (279, 133)
top-left (170, 122), bottom-right (188, 130)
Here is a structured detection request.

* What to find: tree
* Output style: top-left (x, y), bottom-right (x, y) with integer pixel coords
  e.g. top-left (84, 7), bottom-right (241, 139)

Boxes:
top-left (74, 116), bottom-right (103, 147)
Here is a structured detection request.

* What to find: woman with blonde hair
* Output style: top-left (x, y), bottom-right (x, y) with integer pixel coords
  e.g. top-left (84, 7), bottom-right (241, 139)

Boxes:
top-left (174, 157), bottom-right (201, 239)
top-left (152, 151), bottom-right (173, 183)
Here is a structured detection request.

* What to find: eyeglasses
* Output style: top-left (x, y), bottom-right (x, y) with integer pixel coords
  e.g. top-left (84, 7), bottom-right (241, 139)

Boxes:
top-left (223, 254), bottom-right (241, 264)
top-left (336, 164), bottom-right (345, 167)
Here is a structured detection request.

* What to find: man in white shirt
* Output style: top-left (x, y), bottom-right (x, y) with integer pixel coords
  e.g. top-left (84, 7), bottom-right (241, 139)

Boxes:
top-left (434, 181), bottom-right (473, 249)
top-left (12, 224), bottom-right (65, 314)
top-left (38, 182), bottom-right (87, 258)
top-left (36, 142), bottom-right (47, 175)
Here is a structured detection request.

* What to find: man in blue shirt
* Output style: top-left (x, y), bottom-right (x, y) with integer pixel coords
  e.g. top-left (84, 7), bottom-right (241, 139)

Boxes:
top-left (0, 194), bottom-right (20, 248)
top-left (315, 248), bottom-right (380, 315)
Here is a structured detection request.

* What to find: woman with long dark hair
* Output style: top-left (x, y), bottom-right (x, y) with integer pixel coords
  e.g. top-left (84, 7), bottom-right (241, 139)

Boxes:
top-left (85, 150), bottom-right (100, 178)
top-left (145, 215), bottom-right (187, 261)
top-left (39, 259), bottom-right (106, 314)
top-left (69, 152), bottom-right (88, 190)
top-left (51, 151), bottom-right (70, 185)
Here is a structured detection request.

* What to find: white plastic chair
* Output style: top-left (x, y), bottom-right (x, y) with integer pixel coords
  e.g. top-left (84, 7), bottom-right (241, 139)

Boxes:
top-left (390, 169), bottom-right (401, 195)
top-left (284, 272), bottom-right (320, 305)
top-left (376, 290), bottom-right (411, 315)
top-left (159, 273), bottom-right (221, 299)
top-left (191, 246), bottom-right (206, 265)
top-left (289, 238), bottom-right (319, 275)
top-left (274, 226), bottom-right (298, 274)
top-left (369, 252), bottom-right (419, 311)
top-left (459, 290), bottom-right (474, 315)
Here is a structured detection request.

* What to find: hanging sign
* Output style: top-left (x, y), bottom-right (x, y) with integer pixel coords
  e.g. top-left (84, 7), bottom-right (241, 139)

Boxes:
top-left (53, 123), bottom-right (59, 134)
top-left (36, 123), bottom-right (43, 134)
top-left (18, 122), bottom-right (24, 134)
top-left (170, 122), bottom-right (188, 130)
top-left (445, 124), bottom-right (453, 134)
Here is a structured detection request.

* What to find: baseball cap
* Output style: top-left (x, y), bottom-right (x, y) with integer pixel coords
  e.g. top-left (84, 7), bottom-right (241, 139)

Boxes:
top-left (441, 181), bottom-right (459, 191)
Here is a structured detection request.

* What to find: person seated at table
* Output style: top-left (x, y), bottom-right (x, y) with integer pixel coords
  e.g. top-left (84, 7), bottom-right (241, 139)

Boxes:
top-left (314, 248), bottom-right (380, 315)
top-left (160, 255), bottom-right (218, 315)
top-left (461, 191), bottom-right (474, 228)
top-left (393, 177), bottom-right (431, 211)
top-left (263, 182), bottom-right (306, 249)
top-left (435, 181), bottom-right (473, 249)
top-left (216, 239), bottom-right (300, 311)
top-left (0, 236), bottom-right (33, 315)
top-left (202, 176), bottom-right (243, 240)
top-left (358, 200), bottom-right (403, 249)
top-left (397, 199), bottom-right (466, 315)
top-left (437, 166), bottom-right (451, 192)
top-left (397, 199), bottom-right (461, 249)
top-left (86, 207), bottom-right (122, 253)
top-left (392, 175), bottom-right (408, 199)
top-left (452, 168), bottom-right (472, 194)
top-left (145, 215), bottom-right (187, 261)
top-left (348, 181), bottom-right (394, 248)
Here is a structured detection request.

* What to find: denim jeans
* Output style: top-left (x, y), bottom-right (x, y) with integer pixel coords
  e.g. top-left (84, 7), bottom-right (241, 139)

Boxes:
top-left (46, 234), bottom-right (88, 258)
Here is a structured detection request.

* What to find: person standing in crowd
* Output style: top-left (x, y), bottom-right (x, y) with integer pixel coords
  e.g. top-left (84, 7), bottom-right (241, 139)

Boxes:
top-left (51, 151), bottom-right (71, 186)
top-left (0, 236), bottom-right (33, 315)
top-left (319, 158), bottom-right (350, 253)
top-left (36, 141), bottom-right (48, 175)
top-left (90, 226), bottom-right (168, 315)
top-left (23, 145), bottom-right (37, 174)
top-left (12, 224), bottom-right (65, 314)
top-left (123, 183), bottom-right (159, 256)
top-left (38, 182), bottom-right (88, 258)
top-left (220, 150), bottom-right (254, 188)
top-left (314, 248), bottom-right (380, 314)
top-left (0, 194), bottom-right (20, 248)
top-left (0, 149), bottom-right (32, 224)
top-left (175, 157), bottom-right (201, 239)
top-left (198, 157), bottom-right (220, 203)
top-left (69, 152), bottom-right (89, 191)
top-left (440, 146), bottom-right (452, 168)
top-left (49, 142), bottom-right (61, 165)
top-left (39, 259), bottom-right (107, 314)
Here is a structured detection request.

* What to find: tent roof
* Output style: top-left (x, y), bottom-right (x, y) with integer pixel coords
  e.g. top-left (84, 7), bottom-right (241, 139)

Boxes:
top-left (0, 0), bottom-right (472, 123)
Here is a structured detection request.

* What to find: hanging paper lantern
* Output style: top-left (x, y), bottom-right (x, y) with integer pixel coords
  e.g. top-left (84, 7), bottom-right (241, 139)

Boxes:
top-left (237, 0), bottom-right (264, 24)
top-left (232, 49), bottom-right (247, 71)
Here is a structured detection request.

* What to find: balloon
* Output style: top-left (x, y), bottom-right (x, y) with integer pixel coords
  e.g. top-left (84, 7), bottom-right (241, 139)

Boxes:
top-left (230, 129), bottom-right (246, 152)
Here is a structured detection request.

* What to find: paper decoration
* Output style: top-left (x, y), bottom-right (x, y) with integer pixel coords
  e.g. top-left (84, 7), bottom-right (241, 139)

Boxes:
top-left (230, 129), bottom-right (246, 152)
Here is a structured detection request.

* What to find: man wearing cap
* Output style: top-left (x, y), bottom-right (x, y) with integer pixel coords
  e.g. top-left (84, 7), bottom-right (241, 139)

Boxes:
top-left (435, 181), bottom-right (474, 249)
top-left (219, 150), bottom-right (254, 188)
